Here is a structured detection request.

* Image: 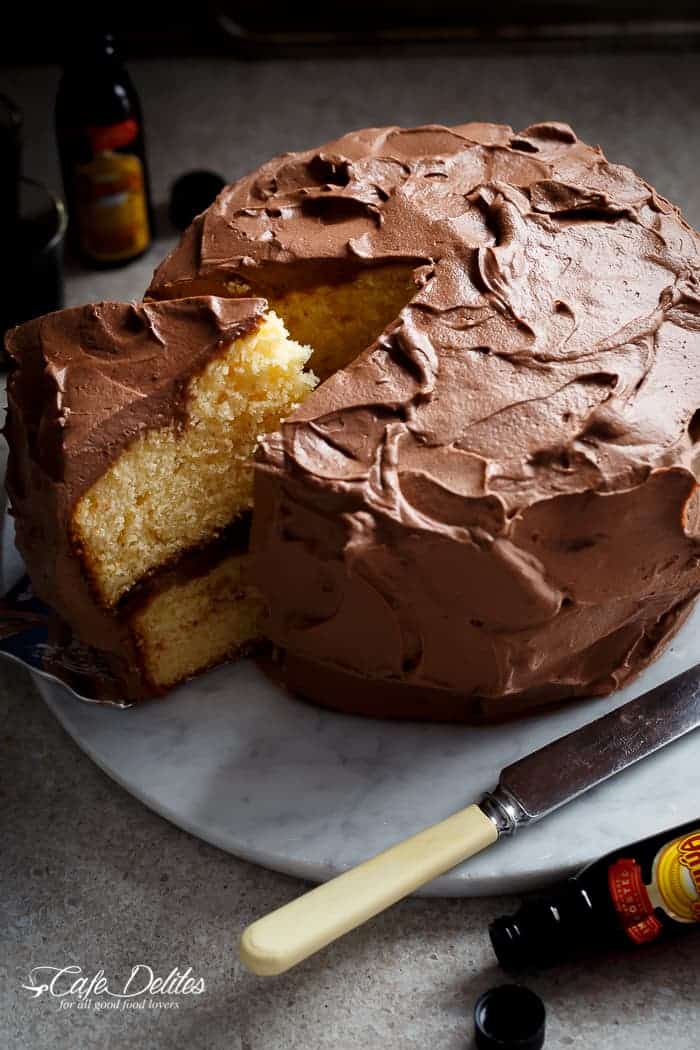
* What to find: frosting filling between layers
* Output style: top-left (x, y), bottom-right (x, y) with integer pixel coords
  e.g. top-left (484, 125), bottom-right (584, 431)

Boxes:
top-left (44, 517), bottom-right (261, 700)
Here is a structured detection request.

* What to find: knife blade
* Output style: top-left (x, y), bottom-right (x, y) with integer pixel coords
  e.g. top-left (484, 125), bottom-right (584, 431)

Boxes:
top-left (240, 663), bottom-right (700, 976)
top-left (482, 663), bottom-right (700, 833)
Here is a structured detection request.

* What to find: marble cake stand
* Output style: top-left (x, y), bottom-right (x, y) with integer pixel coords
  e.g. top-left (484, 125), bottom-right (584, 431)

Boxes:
top-left (4, 514), bottom-right (699, 895)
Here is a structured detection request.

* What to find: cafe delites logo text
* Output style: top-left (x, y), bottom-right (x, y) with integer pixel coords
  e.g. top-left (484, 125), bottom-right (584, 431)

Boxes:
top-left (21, 964), bottom-right (206, 1011)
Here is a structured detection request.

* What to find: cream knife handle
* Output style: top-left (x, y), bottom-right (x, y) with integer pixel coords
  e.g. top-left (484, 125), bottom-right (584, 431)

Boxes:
top-left (239, 803), bottom-right (498, 976)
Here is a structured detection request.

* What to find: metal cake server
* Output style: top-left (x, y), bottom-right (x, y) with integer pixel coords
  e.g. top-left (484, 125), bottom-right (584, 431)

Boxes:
top-left (0, 574), bottom-right (131, 708)
top-left (240, 662), bottom-right (700, 975)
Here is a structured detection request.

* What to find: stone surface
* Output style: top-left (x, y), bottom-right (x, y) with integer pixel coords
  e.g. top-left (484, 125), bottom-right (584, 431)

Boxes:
top-left (2, 50), bottom-right (700, 1049)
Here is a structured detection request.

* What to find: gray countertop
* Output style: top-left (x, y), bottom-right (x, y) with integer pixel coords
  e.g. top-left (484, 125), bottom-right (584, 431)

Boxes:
top-left (2, 52), bottom-right (700, 1050)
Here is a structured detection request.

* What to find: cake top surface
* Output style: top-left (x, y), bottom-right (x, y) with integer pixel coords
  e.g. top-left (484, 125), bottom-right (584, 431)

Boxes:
top-left (150, 119), bottom-right (700, 510)
top-left (6, 295), bottom-right (265, 493)
top-left (149, 120), bottom-right (700, 306)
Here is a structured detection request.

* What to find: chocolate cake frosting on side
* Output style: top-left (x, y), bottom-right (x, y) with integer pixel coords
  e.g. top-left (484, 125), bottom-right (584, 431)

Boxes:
top-left (150, 120), bottom-right (700, 719)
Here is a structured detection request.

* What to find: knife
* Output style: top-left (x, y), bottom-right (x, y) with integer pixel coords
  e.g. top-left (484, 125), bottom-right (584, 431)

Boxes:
top-left (239, 663), bottom-right (700, 976)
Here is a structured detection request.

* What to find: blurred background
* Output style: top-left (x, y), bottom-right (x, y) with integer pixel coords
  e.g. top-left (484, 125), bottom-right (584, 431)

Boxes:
top-left (1, 2), bottom-right (699, 324)
top-left (4, 3), bottom-right (700, 57)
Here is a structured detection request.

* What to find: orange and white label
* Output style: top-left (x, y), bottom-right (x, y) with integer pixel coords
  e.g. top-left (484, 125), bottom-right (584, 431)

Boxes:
top-left (608, 828), bottom-right (700, 945)
top-left (608, 857), bottom-right (664, 944)
top-left (74, 120), bottom-right (150, 261)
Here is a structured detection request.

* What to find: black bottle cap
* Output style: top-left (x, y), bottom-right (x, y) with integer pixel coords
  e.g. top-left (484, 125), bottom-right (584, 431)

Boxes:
top-left (474, 984), bottom-right (546, 1050)
top-left (169, 170), bottom-right (227, 231)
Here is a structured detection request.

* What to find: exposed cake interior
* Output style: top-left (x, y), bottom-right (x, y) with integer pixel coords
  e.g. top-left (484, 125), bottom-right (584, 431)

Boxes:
top-left (131, 550), bottom-right (262, 690)
top-left (73, 310), bottom-right (316, 608)
top-left (225, 266), bottom-right (418, 381)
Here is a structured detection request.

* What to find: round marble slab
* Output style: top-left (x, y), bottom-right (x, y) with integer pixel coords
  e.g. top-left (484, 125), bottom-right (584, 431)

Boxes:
top-left (5, 517), bottom-right (700, 895)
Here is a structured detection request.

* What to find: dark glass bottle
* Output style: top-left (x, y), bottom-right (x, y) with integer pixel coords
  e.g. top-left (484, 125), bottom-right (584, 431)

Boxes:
top-left (55, 29), bottom-right (154, 267)
top-left (490, 818), bottom-right (700, 970)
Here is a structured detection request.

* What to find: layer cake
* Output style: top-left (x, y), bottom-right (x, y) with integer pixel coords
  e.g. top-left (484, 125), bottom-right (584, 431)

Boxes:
top-left (6, 121), bottom-right (700, 717)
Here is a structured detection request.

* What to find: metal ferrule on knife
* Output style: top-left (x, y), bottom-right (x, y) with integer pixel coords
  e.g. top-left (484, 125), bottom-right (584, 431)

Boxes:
top-left (480, 786), bottom-right (530, 836)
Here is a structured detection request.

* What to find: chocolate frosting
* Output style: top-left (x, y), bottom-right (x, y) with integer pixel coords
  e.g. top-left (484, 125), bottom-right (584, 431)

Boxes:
top-left (9, 123), bottom-right (700, 714)
top-left (176, 120), bottom-right (700, 718)
top-left (5, 296), bottom-right (264, 697)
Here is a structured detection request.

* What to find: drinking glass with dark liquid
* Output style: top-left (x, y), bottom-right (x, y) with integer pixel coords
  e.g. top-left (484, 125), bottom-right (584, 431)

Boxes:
top-left (0, 95), bottom-right (67, 361)
top-left (55, 29), bottom-right (154, 267)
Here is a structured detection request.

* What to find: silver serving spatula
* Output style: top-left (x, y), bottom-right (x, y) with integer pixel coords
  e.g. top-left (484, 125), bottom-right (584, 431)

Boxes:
top-left (0, 574), bottom-right (131, 707)
top-left (240, 664), bottom-right (700, 976)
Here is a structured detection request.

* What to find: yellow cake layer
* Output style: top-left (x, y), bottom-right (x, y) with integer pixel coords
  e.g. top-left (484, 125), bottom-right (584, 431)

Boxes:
top-left (72, 311), bottom-right (316, 609)
top-left (132, 553), bottom-right (263, 689)
top-left (227, 265), bottom-right (417, 380)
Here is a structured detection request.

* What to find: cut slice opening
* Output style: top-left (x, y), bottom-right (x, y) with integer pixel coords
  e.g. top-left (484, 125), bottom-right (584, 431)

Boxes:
top-left (226, 264), bottom-right (418, 381)
top-left (75, 264), bottom-right (419, 612)
top-left (72, 264), bottom-right (418, 696)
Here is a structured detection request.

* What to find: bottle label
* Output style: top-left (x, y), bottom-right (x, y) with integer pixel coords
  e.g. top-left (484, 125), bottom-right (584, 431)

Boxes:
top-left (608, 828), bottom-right (700, 945)
top-left (73, 118), bottom-right (150, 262)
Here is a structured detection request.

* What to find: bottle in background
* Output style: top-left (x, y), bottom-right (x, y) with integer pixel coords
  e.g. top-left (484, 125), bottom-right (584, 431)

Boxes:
top-left (55, 29), bottom-right (154, 267)
top-left (490, 819), bottom-right (700, 969)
